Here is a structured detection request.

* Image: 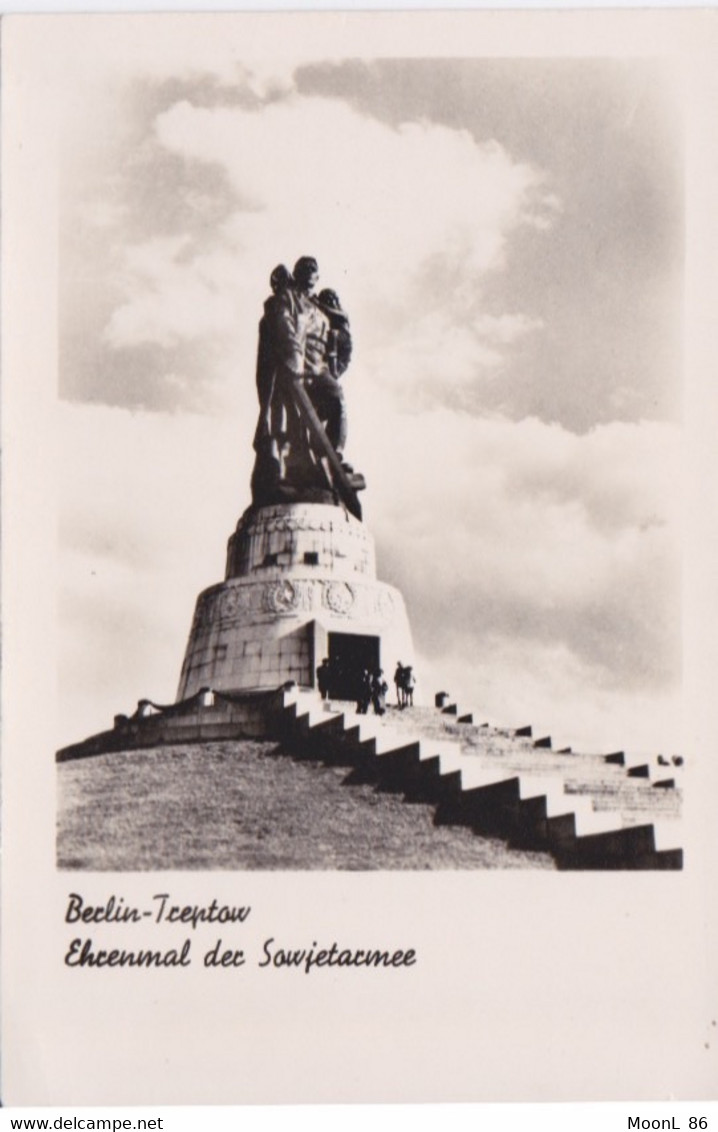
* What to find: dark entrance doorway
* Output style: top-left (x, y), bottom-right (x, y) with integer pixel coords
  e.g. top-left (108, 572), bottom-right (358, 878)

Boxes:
top-left (326, 632), bottom-right (380, 700)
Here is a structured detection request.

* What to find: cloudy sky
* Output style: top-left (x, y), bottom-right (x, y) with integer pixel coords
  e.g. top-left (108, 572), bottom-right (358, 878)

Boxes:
top-left (57, 41), bottom-right (683, 754)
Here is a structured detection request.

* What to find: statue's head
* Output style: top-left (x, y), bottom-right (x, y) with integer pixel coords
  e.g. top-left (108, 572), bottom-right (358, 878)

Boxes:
top-left (270, 264), bottom-right (292, 293)
top-left (293, 256), bottom-right (319, 292)
top-left (317, 288), bottom-right (341, 311)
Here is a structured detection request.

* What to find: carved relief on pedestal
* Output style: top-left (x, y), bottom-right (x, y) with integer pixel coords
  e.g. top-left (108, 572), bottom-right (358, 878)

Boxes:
top-left (191, 577), bottom-right (404, 635)
top-left (376, 587), bottom-right (398, 622)
top-left (220, 588), bottom-right (240, 618)
top-left (323, 581), bottom-right (355, 616)
top-left (292, 580), bottom-right (315, 612)
top-left (262, 508), bottom-right (339, 535)
top-left (219, 586), bottom-right (253, 619)
top-left (263, 579), bottom-right (298, 614)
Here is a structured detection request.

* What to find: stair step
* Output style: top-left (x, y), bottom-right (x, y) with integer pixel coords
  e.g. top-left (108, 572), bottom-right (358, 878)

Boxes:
top-left (604, 751), bottom-right (626, 765)
top-left (626, 763), bottom-right (650, 778)
top-left (279, 686), bottom-right (682, 870)
top-left (565, 819), bottom-right (683, 868)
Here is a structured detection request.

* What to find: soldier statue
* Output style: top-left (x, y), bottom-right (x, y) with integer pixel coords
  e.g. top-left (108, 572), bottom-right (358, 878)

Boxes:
top-left (250, 256), bottom-right (364, 517)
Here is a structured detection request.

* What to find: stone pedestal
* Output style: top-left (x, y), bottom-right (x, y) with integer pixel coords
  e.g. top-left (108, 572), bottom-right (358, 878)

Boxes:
top-left (176, 503), bottom-right (414, 701)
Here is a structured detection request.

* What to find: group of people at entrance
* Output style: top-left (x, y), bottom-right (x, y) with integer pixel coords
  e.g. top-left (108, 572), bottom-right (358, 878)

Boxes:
top-left (252, 256), bottom-right (357, 505)
top-left (316, 657), bottom-right (416, 716)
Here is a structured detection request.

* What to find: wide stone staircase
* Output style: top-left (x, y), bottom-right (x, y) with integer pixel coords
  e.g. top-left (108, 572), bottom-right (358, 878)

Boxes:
top-left (56, 682), bottom-right (684, 870)
top-left (278, 687), bottom-right (683, 870)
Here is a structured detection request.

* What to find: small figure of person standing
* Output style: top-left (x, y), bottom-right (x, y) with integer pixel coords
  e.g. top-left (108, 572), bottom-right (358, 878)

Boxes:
top-left (356, 668), bottom-right (372, 715)
top-left (372, 669), bottom-right (388, 716)
top-left (402, 665), bottom-right (416, 708)
top-left (394, 661), bottom-right (405, 709)
top-left (316, 657), bottom-right (331, 701)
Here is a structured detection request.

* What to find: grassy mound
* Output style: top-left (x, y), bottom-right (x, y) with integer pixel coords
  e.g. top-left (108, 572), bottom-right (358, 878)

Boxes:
top-left (57, 739), bottom-right (554, 870)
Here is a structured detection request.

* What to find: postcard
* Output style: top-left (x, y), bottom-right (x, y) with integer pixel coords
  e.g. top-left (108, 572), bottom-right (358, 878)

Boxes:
top-left (2, 9), bottom-right (717, 1106)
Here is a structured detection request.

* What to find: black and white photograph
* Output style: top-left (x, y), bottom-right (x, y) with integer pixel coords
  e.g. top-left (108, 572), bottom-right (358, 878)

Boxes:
top-left (53, 37), bottom-right (686, 872)
top-left (3, 8), bottom-right (717, 1109)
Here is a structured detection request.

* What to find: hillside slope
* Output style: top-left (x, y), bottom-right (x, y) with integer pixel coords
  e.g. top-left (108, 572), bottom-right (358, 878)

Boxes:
top-left (57, 737), bottom-right (554, 870)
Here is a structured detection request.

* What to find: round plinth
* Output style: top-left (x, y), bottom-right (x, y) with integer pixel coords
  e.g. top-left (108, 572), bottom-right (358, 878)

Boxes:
top-left (177, 502), bottom-right (414, 700)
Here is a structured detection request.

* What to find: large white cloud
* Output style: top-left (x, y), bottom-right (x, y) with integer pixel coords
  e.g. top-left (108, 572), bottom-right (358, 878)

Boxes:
top-left (95, 93), bottom-right (554, 408)
top-left (152, 95), bottom-right (548, 283)
top-left (104, 236), bottom-right (241, 350)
